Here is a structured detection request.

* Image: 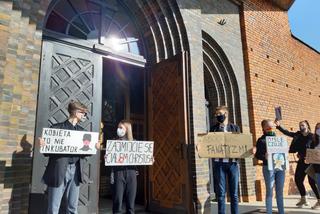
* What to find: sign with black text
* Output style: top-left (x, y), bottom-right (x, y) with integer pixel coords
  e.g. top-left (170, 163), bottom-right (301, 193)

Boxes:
top-left (40, 128), bottom-right (98, 155)
top-left (197, 132), bottom-right (253, 158)
top-left (105, 140), bottom-right (154, 166)
top-left (266, 136), bottom-right (289, 171)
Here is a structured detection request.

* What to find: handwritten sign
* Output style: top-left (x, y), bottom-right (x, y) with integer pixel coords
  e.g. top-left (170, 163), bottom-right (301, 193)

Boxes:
top-left (197, 132), bottom-right (253, 158)
top-left (40, 128), bottom-right (98, 155)
top-left (306, 149), bottom-right (320, 164)
top-left (266, 136), bottom-right (289, 171)
top-left (105, 140), bottom-right (154, 166)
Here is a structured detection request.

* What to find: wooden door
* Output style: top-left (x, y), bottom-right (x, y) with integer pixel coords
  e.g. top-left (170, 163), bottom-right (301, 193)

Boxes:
top-left (148, 52), bottom-right (191, 213)
top-left (29, 41), bottom-right (102, 214)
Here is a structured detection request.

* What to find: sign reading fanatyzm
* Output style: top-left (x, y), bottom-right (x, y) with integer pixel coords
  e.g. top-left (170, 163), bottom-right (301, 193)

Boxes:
top-left (40, 128), bottom-right (98, 155)
top-left (105, 140), bottom-right (154, 166)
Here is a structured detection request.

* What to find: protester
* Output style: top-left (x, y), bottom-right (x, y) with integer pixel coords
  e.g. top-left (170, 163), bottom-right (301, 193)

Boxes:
top-left (110, 120), bottom-right (137, 214)
top-left (275, 119), bottom-right (320, 209)
top-left (40, 101), bottom-right (98, 214)
top-left (210, 105), bottom-right (240, 214)
top-left (310, 122), bottom-right (320, 210)
top-left (255, 119), bottom-right (285, 214)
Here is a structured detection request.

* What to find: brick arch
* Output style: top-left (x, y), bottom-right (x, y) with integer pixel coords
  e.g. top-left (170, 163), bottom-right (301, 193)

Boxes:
top-left (11, 0), bottom-right (189, 64)
top-left (202, 30), bottom-right (242, 127)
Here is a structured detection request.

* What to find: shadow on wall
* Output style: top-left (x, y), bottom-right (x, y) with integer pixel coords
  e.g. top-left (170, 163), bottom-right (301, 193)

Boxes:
top-left (1, 135), bottom-right (33, 213)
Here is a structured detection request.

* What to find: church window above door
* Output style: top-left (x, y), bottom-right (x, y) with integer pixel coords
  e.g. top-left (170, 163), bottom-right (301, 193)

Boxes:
top-left (45, 0), bottom-right (142, 56)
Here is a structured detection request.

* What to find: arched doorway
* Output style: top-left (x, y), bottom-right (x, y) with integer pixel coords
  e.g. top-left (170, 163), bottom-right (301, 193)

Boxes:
top-left (202, 30), bottom-right (244, 204)
top-left (29, 0), bottom-right (192, 213)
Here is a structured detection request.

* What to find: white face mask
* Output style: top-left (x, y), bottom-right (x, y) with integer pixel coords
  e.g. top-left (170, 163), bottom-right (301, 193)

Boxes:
top-left (117, 128), bottom-right (126, 138)
top-left (316, 128), bottom-right (320, 136)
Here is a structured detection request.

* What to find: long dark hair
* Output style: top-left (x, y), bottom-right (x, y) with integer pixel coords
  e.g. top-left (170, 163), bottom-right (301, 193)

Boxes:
top-left (299, 120), bottom-right (311, 132)
top-left (313, 122), bottom-right (320, 147)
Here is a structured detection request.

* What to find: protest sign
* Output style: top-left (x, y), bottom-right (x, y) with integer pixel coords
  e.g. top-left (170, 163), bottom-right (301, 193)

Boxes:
top-left (266, 136), bottom-right (289, 171)
top-left (105, 140), bottom-right (154, 166)
top-left (197, 132), bottom-right (253, 158)
top-left (40, 128), bottom-right (98, 155)
top-left (306, 149), bottom-right (320, 164)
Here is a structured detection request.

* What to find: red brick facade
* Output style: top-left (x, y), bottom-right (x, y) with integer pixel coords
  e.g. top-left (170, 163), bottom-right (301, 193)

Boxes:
top-left (242, 0), bottom-right (320, 200)
top-left (0, 0), bottom-right (319, 213)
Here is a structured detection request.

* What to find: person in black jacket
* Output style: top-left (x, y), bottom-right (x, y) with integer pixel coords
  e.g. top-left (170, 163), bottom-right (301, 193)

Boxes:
top-left (310, 122), bottom-right (320, 210)
top-left (110, 120), bottom-right (137, 214)
top-left (210, 105), bottom-right (240, 214)
top-left (39, 101), bottom-right (95, 214)
top-left (275, 119), bottom-right (320, 209)
top-left (255, 119), bottom-right (285, 214)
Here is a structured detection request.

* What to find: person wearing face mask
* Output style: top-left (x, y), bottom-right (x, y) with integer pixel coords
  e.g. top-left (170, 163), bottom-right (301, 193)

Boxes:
top-left (39, 101), bottom-right (98, 214)
top-left (210, 106), bottom-right (240, 214)
top-left (310, 123), bottom-right (320, 209)
top-left (275, 120), bottom-right (320, 209)
top-left (255, 119), bottom-right (285, 214)
top-left (110, 120), bottom-right (137, 214)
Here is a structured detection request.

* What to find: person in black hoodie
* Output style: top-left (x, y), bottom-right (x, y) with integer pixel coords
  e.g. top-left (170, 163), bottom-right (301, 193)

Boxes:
top-left (310, 122), bottom-right (320, 210)
top-left (275, 119), bottom-right (320, 209)
top-left (255, 119), bottom-right (285, 214)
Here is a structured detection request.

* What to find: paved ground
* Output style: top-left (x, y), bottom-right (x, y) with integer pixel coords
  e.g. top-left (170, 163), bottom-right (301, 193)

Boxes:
top-left (99, 196), bottom-right (320, 213)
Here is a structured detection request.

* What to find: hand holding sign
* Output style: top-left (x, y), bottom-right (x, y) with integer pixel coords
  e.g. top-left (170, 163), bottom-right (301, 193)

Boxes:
top-left (40, 128), bottom-right (99, 155)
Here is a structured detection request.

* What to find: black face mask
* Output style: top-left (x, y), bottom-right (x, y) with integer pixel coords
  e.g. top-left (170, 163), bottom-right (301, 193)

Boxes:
top-left (299, 127), bottom-right (307, 132)
top-left (216, 114), bottom-right (226, 123)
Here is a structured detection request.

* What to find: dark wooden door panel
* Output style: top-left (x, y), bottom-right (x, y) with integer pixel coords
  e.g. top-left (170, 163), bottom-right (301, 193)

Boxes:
top-left (29, 41), bottom-right (102, 214)
top-left (148, 53), bottom-right (190, 214)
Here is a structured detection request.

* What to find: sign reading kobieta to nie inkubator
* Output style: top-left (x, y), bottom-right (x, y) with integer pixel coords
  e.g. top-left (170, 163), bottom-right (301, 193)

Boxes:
top-left (40, 128), bottom-right (98, 155)
top-left (105, 140), bottom-right (154, 166)
top-left (266, 136), bottom-right (289, 171)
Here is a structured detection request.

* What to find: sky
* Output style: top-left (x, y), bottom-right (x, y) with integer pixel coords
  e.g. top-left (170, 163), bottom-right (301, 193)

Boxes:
top-left (288, 0), bottom-right (320, 52)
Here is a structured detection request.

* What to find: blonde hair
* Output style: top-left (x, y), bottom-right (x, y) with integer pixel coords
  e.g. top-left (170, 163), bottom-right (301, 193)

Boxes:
top-left (215, 105), bottom-right (229, 113)
top-left (119, 120), bottom-right (133, 141)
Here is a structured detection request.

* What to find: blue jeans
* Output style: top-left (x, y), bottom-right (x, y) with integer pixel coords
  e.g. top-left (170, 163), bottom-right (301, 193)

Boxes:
top-left (263, 166), bottom-right (285, 214)
top-left (47, 163), bottom-right (80, 214)
top-left (213, 162), bottom-right (239, 214)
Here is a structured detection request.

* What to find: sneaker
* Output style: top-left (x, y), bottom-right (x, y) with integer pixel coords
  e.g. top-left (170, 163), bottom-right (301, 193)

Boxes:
top-left (296, 197), bottom-right (309, 208)
top-left (311, 201), bottom-right (320, 210)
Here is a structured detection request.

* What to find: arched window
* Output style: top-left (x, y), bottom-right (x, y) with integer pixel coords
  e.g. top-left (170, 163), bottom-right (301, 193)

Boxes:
top-left (45, 0), bottom-right (142, 56)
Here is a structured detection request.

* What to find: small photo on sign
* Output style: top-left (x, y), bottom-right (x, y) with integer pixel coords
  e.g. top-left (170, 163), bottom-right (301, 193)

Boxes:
top-left (40, 128), bottom-right (98, 155)
top-left (272, 153), bottom-right (287, 171)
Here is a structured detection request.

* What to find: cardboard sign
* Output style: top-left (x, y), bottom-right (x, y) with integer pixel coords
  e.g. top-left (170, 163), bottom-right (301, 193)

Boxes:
top-left (306, 149), bottom-right (320, 164)
top-left (266, 136), bottom-right (289, 171)
top-left (105, 140), bottom-right (154, 166)
top-left (197, 132), bottom-right (253, 158)
top-left (40, 128), bottom-right (98, 155)
top-left (275, 106), bottom-right (282, 120)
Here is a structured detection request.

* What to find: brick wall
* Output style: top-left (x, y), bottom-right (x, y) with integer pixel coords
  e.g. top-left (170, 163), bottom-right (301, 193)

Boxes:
top-left (0, 0), bottom-right (42, 213)
top-left (242, 0), bottom-right (320, 200)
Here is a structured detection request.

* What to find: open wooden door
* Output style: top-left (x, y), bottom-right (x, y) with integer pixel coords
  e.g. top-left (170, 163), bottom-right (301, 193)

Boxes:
top-left (29, 41), bottom-right (102, 214)
top-left (148, 52), bottom-right (191, 214)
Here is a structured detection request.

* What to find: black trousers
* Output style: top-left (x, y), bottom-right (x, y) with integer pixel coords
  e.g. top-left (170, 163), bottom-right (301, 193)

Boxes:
top-left (112, 169), bottom-right (137, 214)
top-left (295, 161), bottom-right (320, 199)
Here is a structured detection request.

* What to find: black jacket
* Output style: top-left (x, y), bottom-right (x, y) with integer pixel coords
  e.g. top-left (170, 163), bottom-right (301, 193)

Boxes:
top-left (210, 123), bottom-right (240, 133)
top-left (276, 125), bottom-right (313, 161)
top-left (42, 120), bottom-right (90, 187)
top-left (255, 134), bottom-right (268, 166)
